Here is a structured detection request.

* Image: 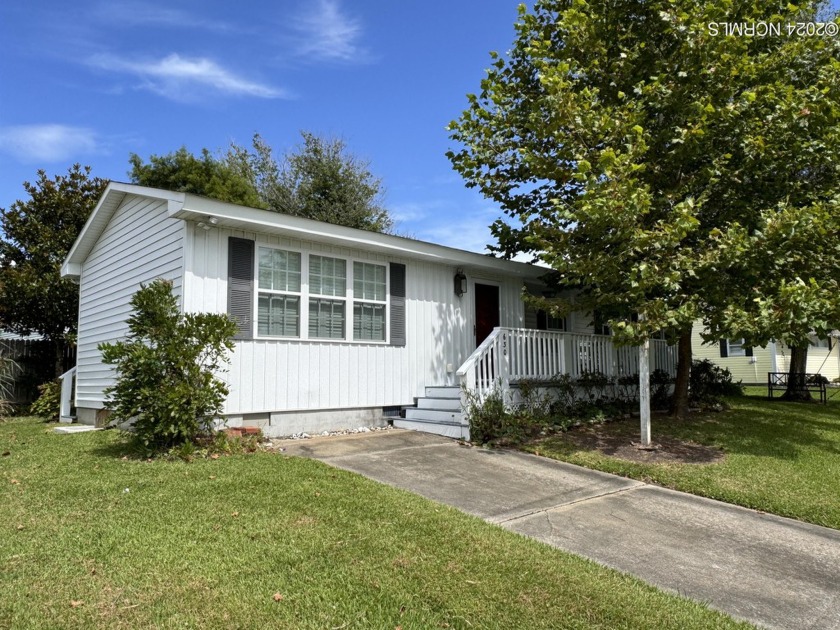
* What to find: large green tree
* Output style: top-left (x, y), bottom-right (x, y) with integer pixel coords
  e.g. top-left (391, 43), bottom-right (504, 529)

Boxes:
top-left (227, 132), bottom-right (394, 233)
top-left (129, 147), bottom-right (264, 208)
top-left (448, 0), bottom-right (840, 414)
top-left (0, 165), bottom-right (108, 376)
top-left (702, 200), bottom-right (840, 400)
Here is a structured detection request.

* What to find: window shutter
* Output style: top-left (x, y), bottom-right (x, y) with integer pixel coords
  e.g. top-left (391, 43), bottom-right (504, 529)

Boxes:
top-left (228, 237), bottom-right (254, 340)
top-left (389, 263), bottom-right (406, 347)
top-left (719, 340), bottom-right (728, 358)
top-left (745, 346), bottom-right (753, 357)
top-left (536, 310), bottom-right (547, 331)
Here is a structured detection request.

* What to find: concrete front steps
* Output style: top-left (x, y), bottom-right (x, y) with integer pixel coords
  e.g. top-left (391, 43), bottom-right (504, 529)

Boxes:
top-left (393, 386), bottom-right (470, 441)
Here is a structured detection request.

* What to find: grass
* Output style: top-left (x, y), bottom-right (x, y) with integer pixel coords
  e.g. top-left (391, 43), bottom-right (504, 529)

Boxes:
top-left (524, 387), bottom-right (840, 530)
top-left (0, 417), bottom-right (749, 629)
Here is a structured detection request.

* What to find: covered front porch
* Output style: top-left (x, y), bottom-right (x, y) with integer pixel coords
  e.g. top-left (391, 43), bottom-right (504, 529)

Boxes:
top-left (395, 327), bottom-right (678, 440)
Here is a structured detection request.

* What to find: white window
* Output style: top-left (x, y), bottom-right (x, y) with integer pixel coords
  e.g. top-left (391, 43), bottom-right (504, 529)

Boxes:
top-left (308, 255), bottom-right (347, 339)
top-left (257, 248), bottom-right (301, 337)
top-left (811, 335), bottom-right (831, 349)
top-left (353, 262), bottom-right (387, 341)
top-left (546, 313), bottom-right (565, 331)
top-left (254, 247), bottom-right (389, 343)
top-left (727, 338), bottom-right (746, 357)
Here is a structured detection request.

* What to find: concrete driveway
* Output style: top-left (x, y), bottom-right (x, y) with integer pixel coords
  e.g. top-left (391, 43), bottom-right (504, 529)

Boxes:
top-left (279, 429), bottom-right (840, 630)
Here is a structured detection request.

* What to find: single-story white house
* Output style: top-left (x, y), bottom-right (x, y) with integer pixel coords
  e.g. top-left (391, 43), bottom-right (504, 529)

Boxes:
top-left (60, 183), bottom-right (676, 439)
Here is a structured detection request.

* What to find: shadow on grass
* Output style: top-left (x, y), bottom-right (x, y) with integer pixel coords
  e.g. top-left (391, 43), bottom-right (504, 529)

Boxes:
top-left (87, 429), bottom-right (148, 460)
top-left (539, 395), bottom-right (840, 464)
top-left (667, 394), bottom-right (840, 461)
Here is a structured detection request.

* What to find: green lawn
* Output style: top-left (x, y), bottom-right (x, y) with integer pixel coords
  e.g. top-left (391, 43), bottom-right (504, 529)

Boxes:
top-left (0, 417), bottom-right (747, 629)
top-left (525, 388), bottom-right (840, 530)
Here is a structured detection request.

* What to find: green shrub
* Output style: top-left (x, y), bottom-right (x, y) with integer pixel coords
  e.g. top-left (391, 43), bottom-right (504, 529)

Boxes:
top-left (99, 279), bottom-right (237, 454)
top-left (465, 368), bottom-right (680, 445)
top-left (464, 386), bottom-right (514, 444)
top-left (30, 379), bottom-right (61, 420)
top-left (689, 359), bottom-right (744, 404)
top-left (650, 368), bottom-right (674, 410)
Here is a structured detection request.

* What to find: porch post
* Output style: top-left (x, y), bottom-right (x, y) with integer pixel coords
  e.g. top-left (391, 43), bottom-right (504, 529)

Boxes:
top-left (639, 337), bottom-right (651, 446)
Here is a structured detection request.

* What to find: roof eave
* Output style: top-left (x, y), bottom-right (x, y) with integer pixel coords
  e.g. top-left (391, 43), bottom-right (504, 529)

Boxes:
top-left (60, 183), bottom-right (185, 278)
top-left (173, 194), bottom-right (546, 278)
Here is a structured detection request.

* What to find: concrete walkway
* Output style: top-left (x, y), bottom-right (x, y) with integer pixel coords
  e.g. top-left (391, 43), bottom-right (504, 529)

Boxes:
top-left (279, 429), bottom-right (840, 630)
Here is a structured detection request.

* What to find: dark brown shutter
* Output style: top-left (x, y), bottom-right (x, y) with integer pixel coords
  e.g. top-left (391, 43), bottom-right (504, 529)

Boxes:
top-left (228, 237), bottom-right (254, 340)
top-left (536, 310), bottom-right (547, 331)
top-left (719, 340), bottom-right (728, 358)
top-left (389, 263), bottom-right (406, 347)
top-left (745, 346), bottom-right (753, 357)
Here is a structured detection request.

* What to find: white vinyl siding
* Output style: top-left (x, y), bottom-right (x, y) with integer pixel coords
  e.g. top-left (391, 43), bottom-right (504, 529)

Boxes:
top-left (691, 325), bottom-right (769, 384)
top-left (183, 226), bottom-right (527, 415)
top-left (75, 196), bottom-right (184, 408)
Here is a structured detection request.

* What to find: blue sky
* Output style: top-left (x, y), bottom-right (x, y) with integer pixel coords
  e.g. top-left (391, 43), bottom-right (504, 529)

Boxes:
top-left (1, 1), bottom-right (839, 253)
top-left (0, 0), bottom-right (523, 253)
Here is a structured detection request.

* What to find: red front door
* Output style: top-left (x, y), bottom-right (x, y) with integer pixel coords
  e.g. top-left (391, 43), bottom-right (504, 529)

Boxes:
top-left (474, 283), bottom-right (500, 347)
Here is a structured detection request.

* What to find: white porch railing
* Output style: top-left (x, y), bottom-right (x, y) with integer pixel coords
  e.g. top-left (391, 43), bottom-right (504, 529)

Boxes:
top-left (457, 327), bottom-right (677, 401)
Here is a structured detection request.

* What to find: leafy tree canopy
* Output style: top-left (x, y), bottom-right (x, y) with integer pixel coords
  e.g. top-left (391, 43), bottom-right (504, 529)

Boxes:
top-left (448, 0), bottom-right (840, 410)
top-left (131, 134), bottom-right (394, 233)
top-left (129, 147), bottom-right (264, 208)
top-left (0, 165), bottom-right (107, 350)
top-left (226, 132), bottom-right (394, 233)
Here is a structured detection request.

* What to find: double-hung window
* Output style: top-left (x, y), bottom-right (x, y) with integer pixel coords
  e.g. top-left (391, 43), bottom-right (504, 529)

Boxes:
top-left (546, 313), bottom-right (566, 331)
top-left (309, 255), bottom-right (347, 339)
top-left (727, 338), bottom-right (746, 357)
top-left (257, 248), bottom-right (301, 337)
top-left (353, 262), bottom-right (387, 341)
top-left (254, 246), bottom-right (389, 343)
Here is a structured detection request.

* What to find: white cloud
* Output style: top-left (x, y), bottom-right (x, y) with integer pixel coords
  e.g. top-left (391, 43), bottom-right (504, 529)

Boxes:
top-left (93, 2), bottom-right (235, 32)
top-left (292, 0), bottom-right (368, 63)
top-left (390, 200), bottom-right (440, 223)
top-left (88, 53), bottom-right (287, 100)
top-left (396, 203), bottom-right (499, 254)
top-left (0, 125), bottom-right (100, 163)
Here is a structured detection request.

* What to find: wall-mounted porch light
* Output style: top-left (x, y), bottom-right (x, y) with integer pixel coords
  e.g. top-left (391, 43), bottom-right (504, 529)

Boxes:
top-left (454, 269), bottom-right (467, 297)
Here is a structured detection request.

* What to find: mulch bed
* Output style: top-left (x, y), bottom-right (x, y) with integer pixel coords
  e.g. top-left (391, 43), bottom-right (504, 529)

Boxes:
top-left (546, 417), bottom-right (725, 465)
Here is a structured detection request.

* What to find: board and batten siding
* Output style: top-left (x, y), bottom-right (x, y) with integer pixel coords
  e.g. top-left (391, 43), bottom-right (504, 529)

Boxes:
top-left (183, 225), bottom-right (525, 415)
top-left (75, 196), bottom-right (185, 409)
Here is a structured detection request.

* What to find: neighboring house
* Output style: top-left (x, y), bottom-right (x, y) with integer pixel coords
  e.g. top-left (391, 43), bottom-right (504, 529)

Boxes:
top-left (691, 327), bottom-right (840, 385)
top-left (60, 183), bottom-right (676, 439)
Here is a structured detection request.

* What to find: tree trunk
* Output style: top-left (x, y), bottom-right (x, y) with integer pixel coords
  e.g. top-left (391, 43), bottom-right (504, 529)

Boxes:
top-left (670, 328), bottom-right (692, 417)
top-left (781, 345), bottom-right (811, 402)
